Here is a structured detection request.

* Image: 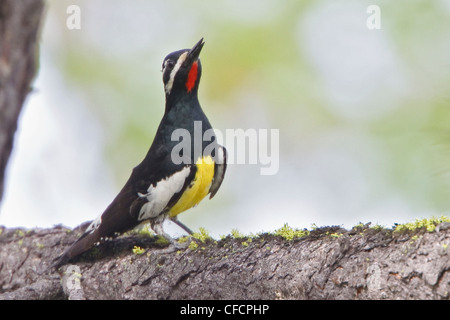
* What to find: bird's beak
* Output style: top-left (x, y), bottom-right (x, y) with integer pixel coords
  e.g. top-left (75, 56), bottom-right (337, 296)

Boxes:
top-left (185, 38), bottom-right (204, 65)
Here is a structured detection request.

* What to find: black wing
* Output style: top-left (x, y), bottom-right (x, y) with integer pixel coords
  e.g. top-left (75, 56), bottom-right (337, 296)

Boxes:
top-left (209, 145), bottom-right (227, 199)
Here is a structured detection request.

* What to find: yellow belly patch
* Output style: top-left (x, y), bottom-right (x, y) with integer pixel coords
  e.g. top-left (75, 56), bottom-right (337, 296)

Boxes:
top-left (169, 156), bottom-right (215, 217)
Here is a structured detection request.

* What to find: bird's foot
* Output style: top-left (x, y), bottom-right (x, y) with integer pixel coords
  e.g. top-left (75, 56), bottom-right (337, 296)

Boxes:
top-left (153, 236), bottom-right (191, 255)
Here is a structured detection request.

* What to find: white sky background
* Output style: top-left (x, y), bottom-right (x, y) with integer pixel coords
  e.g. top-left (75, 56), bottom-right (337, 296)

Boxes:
top-left (1, 1), bottom-right (449, 238)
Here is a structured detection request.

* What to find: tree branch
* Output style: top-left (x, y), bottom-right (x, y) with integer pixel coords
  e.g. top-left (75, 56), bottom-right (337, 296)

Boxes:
top-left (0, 222), bottom-right (449, 299)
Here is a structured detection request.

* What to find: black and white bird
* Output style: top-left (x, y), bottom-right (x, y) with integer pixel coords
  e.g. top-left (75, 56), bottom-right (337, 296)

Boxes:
top-left (52, 38), bottom-right (226, 269)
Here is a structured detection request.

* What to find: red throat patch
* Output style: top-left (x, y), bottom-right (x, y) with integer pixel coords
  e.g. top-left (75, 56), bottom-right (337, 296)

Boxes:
top-left (186, 61), bottom-right (198, 92)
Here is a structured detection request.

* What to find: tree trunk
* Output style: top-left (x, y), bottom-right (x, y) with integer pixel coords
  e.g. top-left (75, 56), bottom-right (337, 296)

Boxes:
top-left (0, 0), bottom-right (44, 202)
top-left (0, 222), bottom-right (448, 300)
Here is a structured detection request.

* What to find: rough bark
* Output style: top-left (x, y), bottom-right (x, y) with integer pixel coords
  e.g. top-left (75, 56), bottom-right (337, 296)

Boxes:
top-left (0, 222), bottom-right (449, 300)
top-left (0, 0), bottom-right (44, 202)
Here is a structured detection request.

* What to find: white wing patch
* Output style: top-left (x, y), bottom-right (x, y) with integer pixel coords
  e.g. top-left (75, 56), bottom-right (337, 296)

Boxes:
top-left (138, 166), bottom-right (191, 221)
top-left (216, 145), bottom-right (225, 165)
top-left (85, 214), bottom-right (102, 234)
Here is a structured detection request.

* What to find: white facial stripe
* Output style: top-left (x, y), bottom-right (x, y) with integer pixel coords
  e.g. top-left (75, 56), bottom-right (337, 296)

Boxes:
top-left (165, 52), bottom-right (188, 94)
top-left (162, 60), bottom-right (169, 73)
top-left (138, 166), bottom-right (191, 221)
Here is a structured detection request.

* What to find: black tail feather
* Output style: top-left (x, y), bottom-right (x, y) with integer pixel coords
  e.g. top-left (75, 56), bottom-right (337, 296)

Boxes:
top-left (50, 229), bottom-right (100, 270)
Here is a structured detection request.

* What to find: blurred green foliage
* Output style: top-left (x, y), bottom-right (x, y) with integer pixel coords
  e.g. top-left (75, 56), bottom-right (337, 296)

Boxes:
top-left (45, 0), bottom-right (450, 229)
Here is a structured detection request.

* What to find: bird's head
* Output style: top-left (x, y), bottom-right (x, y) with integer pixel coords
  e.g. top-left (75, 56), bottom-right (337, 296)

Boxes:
top-left (162, 38), bottom-right (204, 97)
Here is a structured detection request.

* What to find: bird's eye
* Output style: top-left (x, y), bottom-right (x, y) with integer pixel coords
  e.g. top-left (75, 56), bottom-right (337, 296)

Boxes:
top-left (164, 60), bottom-right (175, 70)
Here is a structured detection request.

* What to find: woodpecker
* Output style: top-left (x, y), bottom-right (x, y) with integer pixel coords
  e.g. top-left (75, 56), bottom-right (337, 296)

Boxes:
top-left (52, 38), bottom-right (226, 269)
